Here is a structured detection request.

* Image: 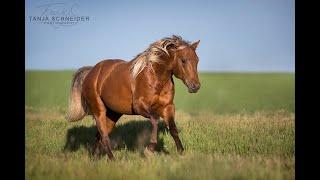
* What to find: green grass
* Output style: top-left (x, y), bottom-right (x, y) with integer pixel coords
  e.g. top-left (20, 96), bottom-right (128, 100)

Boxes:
top-left (25, 71), bottom-right (294, 114)
top-left (175, 73), bottom-right (294, 114)
top-left (25, 71), bottom-right (295, 179)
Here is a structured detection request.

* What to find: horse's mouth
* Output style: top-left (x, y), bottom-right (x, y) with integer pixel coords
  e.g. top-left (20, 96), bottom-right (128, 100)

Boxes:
top-left (188, 87), bottom-right (199, 93)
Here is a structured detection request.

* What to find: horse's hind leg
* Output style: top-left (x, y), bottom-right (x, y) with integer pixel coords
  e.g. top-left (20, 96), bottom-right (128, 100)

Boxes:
top-left (93, 109), bottom-right (122, 160)
top-left (93, 131), bottom-right (103, 159)
top-left (87, 96), bottom-right (120, 160)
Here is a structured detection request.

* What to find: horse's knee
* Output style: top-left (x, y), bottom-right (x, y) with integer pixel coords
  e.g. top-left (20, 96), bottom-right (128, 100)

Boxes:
top-left (160, 104), bottom-right (175, 125)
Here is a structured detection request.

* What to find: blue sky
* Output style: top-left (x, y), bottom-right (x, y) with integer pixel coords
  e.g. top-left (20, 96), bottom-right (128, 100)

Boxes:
top-left (25, 0), bottom-right (294, 72)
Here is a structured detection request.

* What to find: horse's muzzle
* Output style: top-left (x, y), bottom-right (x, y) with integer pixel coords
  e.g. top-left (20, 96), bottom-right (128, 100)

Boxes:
top-left (188, 82), bottom-right (200, 93)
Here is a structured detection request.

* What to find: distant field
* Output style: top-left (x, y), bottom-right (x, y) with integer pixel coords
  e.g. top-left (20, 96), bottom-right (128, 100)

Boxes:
top-left (25, 71), bottom-right (295, 179)
top-left (25, 71), bottom-right (294, 114)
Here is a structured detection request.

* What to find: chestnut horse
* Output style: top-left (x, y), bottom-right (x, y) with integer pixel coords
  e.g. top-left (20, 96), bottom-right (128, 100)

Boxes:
top-left (66, 35), bottom-right (201, 160)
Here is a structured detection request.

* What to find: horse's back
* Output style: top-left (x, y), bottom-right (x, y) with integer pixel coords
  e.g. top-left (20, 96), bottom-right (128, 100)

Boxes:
top-left (96, 59), bottom-right (127, 92)
top-left (83, 59), bottom-right (124, 94)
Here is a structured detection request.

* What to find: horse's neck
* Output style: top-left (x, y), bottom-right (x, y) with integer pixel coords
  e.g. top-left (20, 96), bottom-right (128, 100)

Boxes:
top-left (142, 62), bottom-right (173, 92)
top-left (150, 62), bottom-right (172, 82)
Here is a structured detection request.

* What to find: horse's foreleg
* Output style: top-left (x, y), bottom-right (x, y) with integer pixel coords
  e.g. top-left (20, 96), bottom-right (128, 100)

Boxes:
top-left (168, 119), bottom-right (184, 154)
top-left (147, 116), bottom-right (159, 152)
top-left (162, 105), bottom-right (184, 154)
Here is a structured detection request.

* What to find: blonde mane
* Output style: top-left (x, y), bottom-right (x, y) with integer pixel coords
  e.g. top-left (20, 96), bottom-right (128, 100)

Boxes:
top-left (130, 35), bottom-right (190, 78)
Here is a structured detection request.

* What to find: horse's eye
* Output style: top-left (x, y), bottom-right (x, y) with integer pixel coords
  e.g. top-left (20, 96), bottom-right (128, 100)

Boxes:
top-left (181, 58), bottom-right (186, 63)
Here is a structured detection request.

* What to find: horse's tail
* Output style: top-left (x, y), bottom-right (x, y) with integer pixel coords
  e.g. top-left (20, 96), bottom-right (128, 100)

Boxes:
top-left (66, 66), bottom-right (92, 122)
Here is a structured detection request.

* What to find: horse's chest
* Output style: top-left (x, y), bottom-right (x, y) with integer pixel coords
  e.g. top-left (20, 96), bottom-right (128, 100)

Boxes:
top-left (133, 80), bottom-right (174, 117)
top-left (157, 87), bottom-right (174, 106)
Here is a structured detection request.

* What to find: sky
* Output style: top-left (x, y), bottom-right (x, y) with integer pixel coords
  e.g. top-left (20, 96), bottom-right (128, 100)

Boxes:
top-left (25, 0), bottom-right (295, 72)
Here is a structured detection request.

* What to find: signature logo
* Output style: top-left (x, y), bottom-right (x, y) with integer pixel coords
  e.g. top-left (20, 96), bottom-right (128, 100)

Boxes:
top-left (28, 1), bottom-right (90, 28)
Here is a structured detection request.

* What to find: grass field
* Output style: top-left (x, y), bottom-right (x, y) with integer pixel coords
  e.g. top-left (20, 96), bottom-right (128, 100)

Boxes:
top-left (25, 71), bottom-right (295, 179)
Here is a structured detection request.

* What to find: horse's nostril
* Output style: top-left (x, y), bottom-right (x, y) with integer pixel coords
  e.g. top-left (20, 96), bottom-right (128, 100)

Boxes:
top-left (192, 83), bottom-right (200, 89)
top-left (188, 82), bottom-right (199, 92)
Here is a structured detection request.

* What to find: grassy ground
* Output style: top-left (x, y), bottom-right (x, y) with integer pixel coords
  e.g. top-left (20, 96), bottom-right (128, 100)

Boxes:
top-left (25, 71), bottom-right (294, 114)
top-left (25, 71), bottom-right (295, 179)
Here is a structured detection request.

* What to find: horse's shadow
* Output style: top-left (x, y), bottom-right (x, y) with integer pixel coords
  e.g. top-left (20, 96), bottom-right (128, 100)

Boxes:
top-left (63, 120), bottom-right (169, 156)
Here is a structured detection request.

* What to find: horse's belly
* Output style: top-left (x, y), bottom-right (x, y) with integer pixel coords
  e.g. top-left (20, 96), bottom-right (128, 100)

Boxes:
top-left (100, 63), bottom-right (134, 115)
top-left (101, 90), bottom-right (133, 115)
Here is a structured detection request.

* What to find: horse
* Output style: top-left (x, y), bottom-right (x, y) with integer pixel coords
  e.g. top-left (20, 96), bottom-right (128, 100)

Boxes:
top-left (66, 35), bottom-right (201, 160)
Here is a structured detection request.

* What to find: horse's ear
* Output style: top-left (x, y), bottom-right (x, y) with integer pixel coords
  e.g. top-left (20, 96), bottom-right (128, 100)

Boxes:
top-left (191, 40), bottom-right (200, 50)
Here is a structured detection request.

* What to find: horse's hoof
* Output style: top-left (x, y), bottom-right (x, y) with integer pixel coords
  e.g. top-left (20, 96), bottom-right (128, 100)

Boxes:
top-left (160, 149), bottom-right (170, 155)
top-left (106, 157), bottom-right (115, 162)
top-left (178, 149), bottom-right (185, 155)
top-left (144, 147), bottom-right (155, 158)
top-left (93, 155), bottom-right (100, 160)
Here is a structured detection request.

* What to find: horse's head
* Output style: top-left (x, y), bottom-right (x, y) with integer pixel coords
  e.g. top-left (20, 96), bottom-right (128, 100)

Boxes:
top-left (170, 40), bottom-right (201, 93)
